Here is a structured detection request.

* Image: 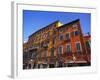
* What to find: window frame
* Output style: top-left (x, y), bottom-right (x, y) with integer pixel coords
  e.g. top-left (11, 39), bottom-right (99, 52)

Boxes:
top-left (66, 43), bottom-right (72, 53)
top-left (58, 46), bottom-right (63, 54)
top-left (50, 47), bottom-right (54, 57)
top-left (65, 32), bottom-right (70, 40)
top-left (75, 42), bottom-right (82, 52)
top-left (86, 40), bottom-right (91, 49)
top-left (59, 34), bottom-right (64, 41)
top-left (72, 30), bottom-right (80, 37)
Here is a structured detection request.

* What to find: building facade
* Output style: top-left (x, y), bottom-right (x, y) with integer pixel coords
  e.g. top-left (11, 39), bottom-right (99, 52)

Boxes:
top-left (23, 19), bottom-right (91, 69)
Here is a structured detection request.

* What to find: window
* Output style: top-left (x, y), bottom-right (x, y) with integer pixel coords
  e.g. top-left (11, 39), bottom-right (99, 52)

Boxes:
top-left (86, 41), bottom-right (91, 49)
top-left (51, 48), bottom-right (54, 57)
top-left (44, 50), bottom-right (47, 61)
top-left (76, 42), bottom-right (82, 52)
top-left (58, 46), bottom-right (63, 54)
top-left (59, 35), bottom-right (63, 40)
top-left (29, 52), bottom-right (36, 59)
top-left (74, 30), bottom-right (79, 36)
top-left (66, 33), bottom-right (70, 40)
top-left (71, 30), bottom-right (80, 37)
top-left (31, 53), bottom-right (34, 58)
top-left (66, 44), bottom-right (71, 53)
top-left (29, 53), bottom-right (32, 59)
top-left (44, 50), bottom-right (47, 58)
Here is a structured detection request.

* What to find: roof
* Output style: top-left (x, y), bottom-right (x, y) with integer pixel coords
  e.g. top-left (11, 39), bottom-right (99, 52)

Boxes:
top-left (84, 35), bottom-right (91, 38)
top-left (29, 20), bottom-right (60, 38)
top-left (57, 19), bottom-right (80, 30)
top-left (28, 19), bottom-right (80, 38)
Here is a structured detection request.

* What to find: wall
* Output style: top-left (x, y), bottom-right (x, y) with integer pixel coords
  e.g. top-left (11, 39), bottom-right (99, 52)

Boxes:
top-left (0, 0), bottom-right (100, 80)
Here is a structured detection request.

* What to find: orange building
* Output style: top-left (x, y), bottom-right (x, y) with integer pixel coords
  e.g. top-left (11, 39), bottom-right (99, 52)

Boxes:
top-left (23, 19), bottom-right (91, 69)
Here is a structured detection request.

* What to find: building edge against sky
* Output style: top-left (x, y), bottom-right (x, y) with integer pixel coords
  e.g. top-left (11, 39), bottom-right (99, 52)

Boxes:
top-left (23, 19), bottom-right (91, 69)
top-left (23, 10), bottom-right (91, 42)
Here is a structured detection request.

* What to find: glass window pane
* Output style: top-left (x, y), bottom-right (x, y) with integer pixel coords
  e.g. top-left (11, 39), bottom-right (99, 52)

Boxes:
top-left (66, 33), bottom-right (70, 40)
top-left (66, 44), bottom-right (71, 52)
top-left (59, 35), bottom-right (63, 40)
top-left (58, 46), bottom-right (62, 54)
top-left (76, 43), bottom-right (81, 52)
top-left (51, 48), bottom-right (54, 57)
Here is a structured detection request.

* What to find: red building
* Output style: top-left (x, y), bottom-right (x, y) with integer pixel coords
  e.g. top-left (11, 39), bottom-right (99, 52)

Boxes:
top-left (23, 19), bottom-right (91, 69)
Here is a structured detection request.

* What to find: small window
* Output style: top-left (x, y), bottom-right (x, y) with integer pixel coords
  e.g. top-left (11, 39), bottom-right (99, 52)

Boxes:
top-left (71, 30), bottom-right (80, 37)
top-left (66, 33), bottom-right (70, 40)
top-left (58, 46), bottom-right (62, 54)
top-left (66, 44), bottom-right (71, 53)
top-left (59, 35), bottom-right (63, 40)
top-left (74, 30), bottom-right (79, 36)
top-left (76, 42), bottom-right (82, 52)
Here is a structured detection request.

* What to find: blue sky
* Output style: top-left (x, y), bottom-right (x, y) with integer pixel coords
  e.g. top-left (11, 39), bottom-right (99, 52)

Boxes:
top-left (23, 10), bottom-right (91, 42)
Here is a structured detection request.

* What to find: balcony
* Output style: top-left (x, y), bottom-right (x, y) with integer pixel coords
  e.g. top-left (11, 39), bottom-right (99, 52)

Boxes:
top-left (43, 44), bottom-right (48, 48)
top-left (29, 46), bottom-right (39, 51)
top-left (61, 39), bottom-right (71, 44)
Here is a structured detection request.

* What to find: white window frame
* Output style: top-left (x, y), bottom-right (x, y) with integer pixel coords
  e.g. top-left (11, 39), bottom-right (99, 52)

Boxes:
top-left (66, 43), bottom-right (71, 52)
top-left (59, 34), bottom-right (63, 40)
top-left (73, 30), bottom-right (79, 36)
top-left (66, 32), bottom-right (70, 40)
top-left (75, 42), bottom-right (82, 52)
top-left (58, 46), bottom-right (63, 54)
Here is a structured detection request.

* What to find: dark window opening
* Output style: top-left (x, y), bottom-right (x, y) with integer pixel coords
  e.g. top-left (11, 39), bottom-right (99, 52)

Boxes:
top-left (66, 44), bottom-right (71, 53)
top-left (76, 43), bottom-right (81, 52)
top-left (66, 33), bottom-right (70, 40)
top-left (58, 46), bottom-right (62, 54)
top-left (51, 48), bottom-right (54, 57)
top-left (59, 35), bottom-right (63, 40)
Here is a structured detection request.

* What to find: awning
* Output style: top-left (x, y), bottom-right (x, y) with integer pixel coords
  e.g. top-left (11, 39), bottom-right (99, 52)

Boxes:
top-left (64, 60), bottom-right (87, 64)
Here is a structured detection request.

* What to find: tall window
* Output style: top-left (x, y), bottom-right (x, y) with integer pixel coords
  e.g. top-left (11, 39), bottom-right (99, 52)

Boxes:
top-left (66, 33), bottom-right (70, 40)
top-left (51, 48), bottom-right (54, 57)
top-left (58, 46), bottom-right (63, 54)
top-left (76, 42), bottom-right (82, 52)
top-left (31, 53), bottom-right (34, 58)
top-left (59, 35), bottom-right (63, 40)
top-left (44, 50), bottom-right (47, 61)
top-left (44, 50), bottom-right (47, 58)
top-left (66, 44), bottom-right (71, 53)
top-left (86, 41), bottom-right (91, 49)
